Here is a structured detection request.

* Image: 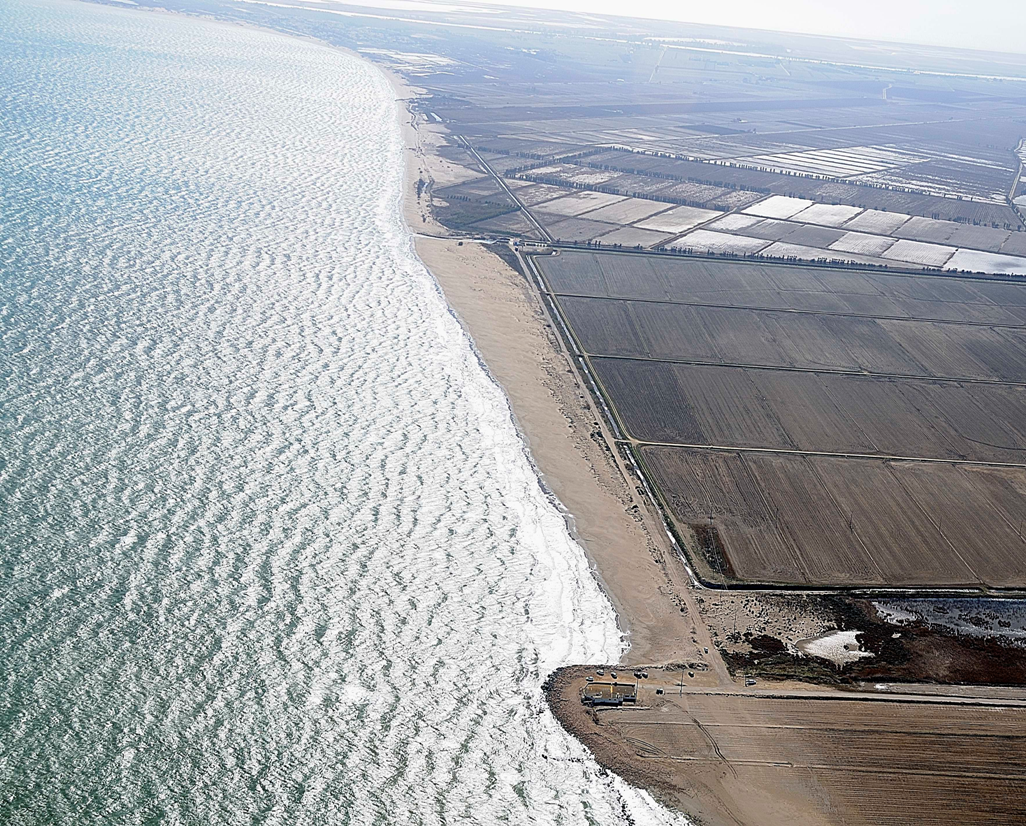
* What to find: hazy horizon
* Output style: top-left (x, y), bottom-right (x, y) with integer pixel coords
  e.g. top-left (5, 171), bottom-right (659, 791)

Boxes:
top-left (458, 0), bottom-right (1026, 57)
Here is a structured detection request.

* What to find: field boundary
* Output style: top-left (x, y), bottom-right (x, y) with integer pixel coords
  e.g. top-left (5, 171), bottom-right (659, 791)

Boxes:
top-left (525, 246), bottom-right (1026, 594)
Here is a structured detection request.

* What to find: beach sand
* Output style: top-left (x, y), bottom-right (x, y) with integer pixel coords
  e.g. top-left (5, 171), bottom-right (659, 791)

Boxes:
top-left (387, 71), bottom-right (712, 667)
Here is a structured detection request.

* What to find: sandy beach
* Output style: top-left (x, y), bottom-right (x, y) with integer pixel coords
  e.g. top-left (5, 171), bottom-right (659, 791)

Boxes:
top-left (386, 71), bottom-right (718, 667)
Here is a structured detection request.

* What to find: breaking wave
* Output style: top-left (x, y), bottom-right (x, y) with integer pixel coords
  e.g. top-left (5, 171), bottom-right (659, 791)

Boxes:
top-left (0, 1), bottom-right (686, 823)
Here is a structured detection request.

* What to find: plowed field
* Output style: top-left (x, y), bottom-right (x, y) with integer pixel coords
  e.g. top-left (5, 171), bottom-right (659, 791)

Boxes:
top-left (538, 251), bottom-right (1026, 587)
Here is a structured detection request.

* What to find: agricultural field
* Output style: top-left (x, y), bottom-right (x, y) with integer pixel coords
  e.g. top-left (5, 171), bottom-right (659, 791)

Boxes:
top-left (385, 30), bottom-right (1026, 248)
top-left (596, 226), bottom-right (673, 248)
top-left (538, 250), bottom-right (1026, 587)
top-left (550, 667), bottom-right (1026, 826)
top-left (528, 190), bottom-right (626, 217)
top-left (594, 360), bottom-right (1026, 464)
top-left (263, 0), bottom-right (1026, 247)
top-left (640, 448), bottom-right (1026, 586)
top-left (673, 201), bottom-right (1026, 273)
top-left (536, 214), bottom-right (619, 242)
top-left (506, 153), bottom-right (1026, 257)
top-left (635, 205), bottom-right (719, 234)
top-left (671, 229), bottom-right (772, 255)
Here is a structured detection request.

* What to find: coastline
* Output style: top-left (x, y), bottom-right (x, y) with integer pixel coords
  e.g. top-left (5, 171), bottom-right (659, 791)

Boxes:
top-left (99, 0), bottom-right (704, 668)
top-left (383, 76), bottom-right (1026, 826)
top-left (385, 69), bottom-right (711, 667)
top-left (36, 9), bottom-right (1026, 826)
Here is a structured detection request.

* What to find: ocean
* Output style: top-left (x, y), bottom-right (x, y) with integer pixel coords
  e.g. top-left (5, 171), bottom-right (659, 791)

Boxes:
top-left (0, 1), bottom-right (684, 823)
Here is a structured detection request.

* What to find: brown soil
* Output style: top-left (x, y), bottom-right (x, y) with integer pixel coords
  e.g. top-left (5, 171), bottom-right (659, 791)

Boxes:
top-left (546, 665), bottom-right (1026, 826)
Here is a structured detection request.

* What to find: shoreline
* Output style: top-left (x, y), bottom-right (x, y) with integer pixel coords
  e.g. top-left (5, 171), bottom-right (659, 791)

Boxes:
top-left (384, 68), bottom-right (708, 667)
top-left (86, 0), bottom-right (683, 665)
top-left (58, 10), bottom-right (1026, 826)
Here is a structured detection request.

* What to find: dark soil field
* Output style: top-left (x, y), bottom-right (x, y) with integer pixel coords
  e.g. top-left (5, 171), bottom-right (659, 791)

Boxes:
top-left (538, 251), bottom-right (1026, 587)
top-left (560, 297), bottom-right (1026, 380)
top-left (594, 359), bottom-right (1026, 463)
top-left (638, 447), bottom-right (1026, 587)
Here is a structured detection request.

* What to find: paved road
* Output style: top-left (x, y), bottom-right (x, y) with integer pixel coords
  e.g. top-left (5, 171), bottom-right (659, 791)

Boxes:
top-left (454, 135), bottom-right (554, 242)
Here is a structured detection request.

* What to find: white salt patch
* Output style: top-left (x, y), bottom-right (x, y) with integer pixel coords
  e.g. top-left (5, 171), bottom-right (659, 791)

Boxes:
top-left (944, 249), bottom-right (1026, 275)
top-left (830, 231), bottom-right (897, 257)
top-left (535, 190), bottom-right (626, 216)
top-left (636, 205), bottom-right (719, 233)
top-left (842, 209), bottom-right (911, 235)
top-left (671, 229), bottom-right (770, 254)
top-left (709, 213), bottom-right (763, 231)
top-left (797, 630), bottom-right (872, 666)
top-left (758, 241), bottom-right (880, 266)
top-left (759, 241), bottom-right (838, 261)
top-left (899, 216), bottom-right (957, 242)
top-left (583, 197), bottom-right (675, 224)
top-left (790, 203), bottom-right (863, 227)
top-left (882, 238), bottom-right (957, 267)
top-left (742, 195), bottom-right (815, 220)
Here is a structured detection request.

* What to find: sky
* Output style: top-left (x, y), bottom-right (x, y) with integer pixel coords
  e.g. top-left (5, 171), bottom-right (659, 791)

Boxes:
top-left (475, 0), bottom-right (1026, 56)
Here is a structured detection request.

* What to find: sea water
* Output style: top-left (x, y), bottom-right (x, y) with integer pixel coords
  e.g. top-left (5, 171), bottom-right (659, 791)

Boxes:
top-left (0, 1), bottom-right (684, 822)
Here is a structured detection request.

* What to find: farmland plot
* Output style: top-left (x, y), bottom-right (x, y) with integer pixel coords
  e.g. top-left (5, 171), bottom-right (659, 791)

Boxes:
top-left (708, 213), bottom-right (763, 232)
top-left (538, 251), bottom-right (1026, 587)
top-left (635, 205), bottom-right (719, 233)
top-left (640, 447), bottom-right (1026, 586)
top-left (727, 218), bottom-right (796, 242)
top-left (743, 195), bottom-right (815, 219)
top-left (594, 359), bottom-right (796, 449)
top-left (807, 457), bottom-right (977, 586)
top-left (891, 463), bottom-right (1026, 587)
top-left (736, 145), bottom-right (931, 179)
top-left (841, 208), bottom-right (910, 234)
top-left (541, 251), bottom-right (1026, 314)
top-left (944, 224), bottom-right (1011, 253)
top-left (777, 224), bottom-right (847, 248)
top-left (790, 203), bottom-right (864, 227)
top-left (511, 182), bottom-right (580, 206)
top-left (580, 197), bottom-right (674, 225)
top-left (670, 229), bottom-right (771, 254)
top-left (565, 300), bottom-right (1026, 381)
top-left (1002, 234), bottom-right (1026, 257)
top-left (557, 298), bottom-right (650, 357)
top-left (830, 231), bottom-right (897, 256)
top-left (586, 689), bottom-right (1026, 825)
top-left (945, 249), bottom-right (1026, 275)
top-left (639, 447), bottom-right (807, 583)
top-left (595, 359), bottom-right (1026, 463)
top-left (893, 216), bottom-right (958, 244)
top-left (882, 239), bottom-right (957, 267)
top-left (596, 226), bottom-right (673, 248)
top-left (758, 241), bottom-right (880, 265)
top-left (540, 214), bottom-right (619, 241)
top-left (533, 190), bottom-right (627, 216)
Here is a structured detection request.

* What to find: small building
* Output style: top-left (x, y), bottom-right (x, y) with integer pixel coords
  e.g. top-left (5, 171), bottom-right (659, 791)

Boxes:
top-left (581, 681), bottom-right (638, 707)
